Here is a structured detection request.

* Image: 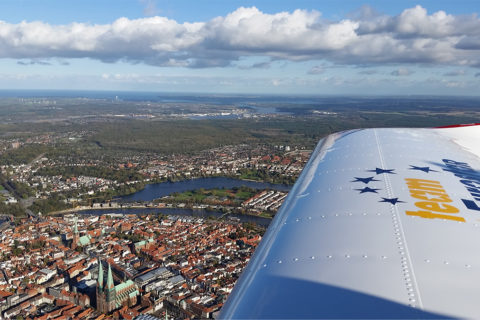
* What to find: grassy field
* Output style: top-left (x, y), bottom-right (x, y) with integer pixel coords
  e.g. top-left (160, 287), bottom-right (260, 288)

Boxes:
top-left (167, 187), bottom-right (257, 206)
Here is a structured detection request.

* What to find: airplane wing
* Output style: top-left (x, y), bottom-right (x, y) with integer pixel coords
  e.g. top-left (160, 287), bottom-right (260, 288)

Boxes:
top-left (220, 124), bottom-right (480, 319)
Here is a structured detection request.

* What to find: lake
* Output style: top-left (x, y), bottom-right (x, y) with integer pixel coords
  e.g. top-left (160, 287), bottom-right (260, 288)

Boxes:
top-left (119, 177), bottom-right (291, 202)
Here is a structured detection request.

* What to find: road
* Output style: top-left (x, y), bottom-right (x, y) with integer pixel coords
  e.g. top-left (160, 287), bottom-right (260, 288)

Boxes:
top-left (0, 152), bottom-right (45, 218)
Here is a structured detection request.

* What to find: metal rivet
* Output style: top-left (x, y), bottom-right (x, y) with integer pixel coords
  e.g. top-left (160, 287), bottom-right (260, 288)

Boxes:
top-left (327, 255), bottom-right (332, 259)
top-left (345, 254), bottom-right (350, 258)
top-left (311, 256), bottom-right (315, 260)
top-left (293, 258), bottom-right (298, 262)
top-left (295, 218), bottom-right (300, 222)
top-left (444, 261), bottom-right (449, 265)
top-left (363, 255), bottom-right (368, 258)
top-left (278, 260), bottom-right (282, 264)
top-left (381, 256), bottom-right (387, 259)
top-left (263, 264), bottom-right (267, 268)
top-left (466, 264), bottom-right (471, 268)
top-left (424, 259), bottom-right (430, 263)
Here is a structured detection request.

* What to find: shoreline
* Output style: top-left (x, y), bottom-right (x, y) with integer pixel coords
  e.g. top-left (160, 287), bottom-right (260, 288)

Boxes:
top-left (48, 203), bottom-right (274, 221)
top-left (36, 176), bottom-right (290, 220)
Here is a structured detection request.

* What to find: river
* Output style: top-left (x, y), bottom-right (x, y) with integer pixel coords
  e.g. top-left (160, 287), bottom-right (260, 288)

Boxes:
top-left (119, 177), bottom-right (291, 202)
top-left (74, 177), bottom-right (292, 227)
top-left (74, 207), bottom-right (272, 227)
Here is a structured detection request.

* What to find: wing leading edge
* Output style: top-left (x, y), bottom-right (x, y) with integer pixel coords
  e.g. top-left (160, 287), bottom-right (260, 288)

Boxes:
top-left (220, 125), bottom-right (480, 319)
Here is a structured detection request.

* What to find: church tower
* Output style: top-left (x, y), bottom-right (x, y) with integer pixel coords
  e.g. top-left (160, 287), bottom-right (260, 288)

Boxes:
top-left (96, 259), bottom-right (137, 314)
top-left (96, 260), bottom-right (117, 314)
top-left (105, 263), bottom-right (117, 312)
top-left (96, 259), bottom-right (105, 312)
top-left (72, 215), bottom-right (79, 250)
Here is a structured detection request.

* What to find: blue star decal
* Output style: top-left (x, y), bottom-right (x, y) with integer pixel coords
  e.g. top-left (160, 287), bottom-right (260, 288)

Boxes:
top-left (368, 168), bottom-right (396, 175)
top-left (380, 197), bottom-right (404, 205)
top-left (355, 187), bottom-right (380, 194)
top-left (409, 165), bottom-right (437, 173)
top-left (352, 177), bottom-right (380, 184)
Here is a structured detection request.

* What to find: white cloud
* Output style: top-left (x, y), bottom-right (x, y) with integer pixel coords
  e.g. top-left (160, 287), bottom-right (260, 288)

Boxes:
top-left (443, 69), bottom-right (467, 76)
top-left (0, 6), bottom-right (478, 68)
top-left (442, 80), bottom-right (464, 88)
top-left (395, 6), bottom-right (455, 38)
top-left (391, 68), bottom-right (413, 76)
top-left (307, 66), bottom-right (324, 75)
top-left (17, 59), bottom-right (51, 66)
top-left (357, 70), bottom-right (378, 75)
top-left (237, 61), bottom-right (271, 70)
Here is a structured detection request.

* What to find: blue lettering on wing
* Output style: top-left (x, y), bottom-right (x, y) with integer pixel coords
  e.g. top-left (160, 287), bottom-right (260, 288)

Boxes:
top-left (442, 159), bottom-right (480, 212)
top-left (462, 199), bottom-right (480, 211)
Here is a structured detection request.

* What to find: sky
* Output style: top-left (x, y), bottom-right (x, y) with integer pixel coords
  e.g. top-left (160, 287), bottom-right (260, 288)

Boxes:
top-left (0, 0), bottom-right (479, 95)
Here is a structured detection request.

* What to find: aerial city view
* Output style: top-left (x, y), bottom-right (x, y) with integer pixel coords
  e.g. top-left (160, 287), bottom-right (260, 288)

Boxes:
top-left (0, 0), bottom-right (480, 319)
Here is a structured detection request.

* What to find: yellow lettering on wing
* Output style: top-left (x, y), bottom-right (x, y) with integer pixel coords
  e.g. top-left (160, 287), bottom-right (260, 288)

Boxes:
top-left (405, 178), bottom-right (464, 222)
top-left (405, 210), bottom-right (465, 222)
top-left (410, 189), bottom-right (452, 202)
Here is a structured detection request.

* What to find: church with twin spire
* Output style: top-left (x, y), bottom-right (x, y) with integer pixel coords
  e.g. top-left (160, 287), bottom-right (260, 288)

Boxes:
top-left (96, 259), bottom-right (139, 314)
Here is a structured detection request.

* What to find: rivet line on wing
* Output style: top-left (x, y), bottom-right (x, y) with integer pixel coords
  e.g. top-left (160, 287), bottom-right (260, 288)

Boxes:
top-left (374, 129), bottom-right (423, 309)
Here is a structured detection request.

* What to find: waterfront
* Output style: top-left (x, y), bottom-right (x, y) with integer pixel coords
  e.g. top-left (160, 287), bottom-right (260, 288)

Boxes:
top-left (73, 207), bottom-right (272, 227)
top-left (119, 177), bottom-right (291, 202)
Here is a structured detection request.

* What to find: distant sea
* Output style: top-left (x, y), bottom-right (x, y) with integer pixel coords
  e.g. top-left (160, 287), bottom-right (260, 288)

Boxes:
top-left (1, 90), bottom-right (479, 110)
top-left (0, 89), bottom-right (323, 104)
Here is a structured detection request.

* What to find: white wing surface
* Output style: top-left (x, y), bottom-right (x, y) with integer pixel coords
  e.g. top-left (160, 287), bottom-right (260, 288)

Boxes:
top-left (220, 125), bottom-right (480, 319)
